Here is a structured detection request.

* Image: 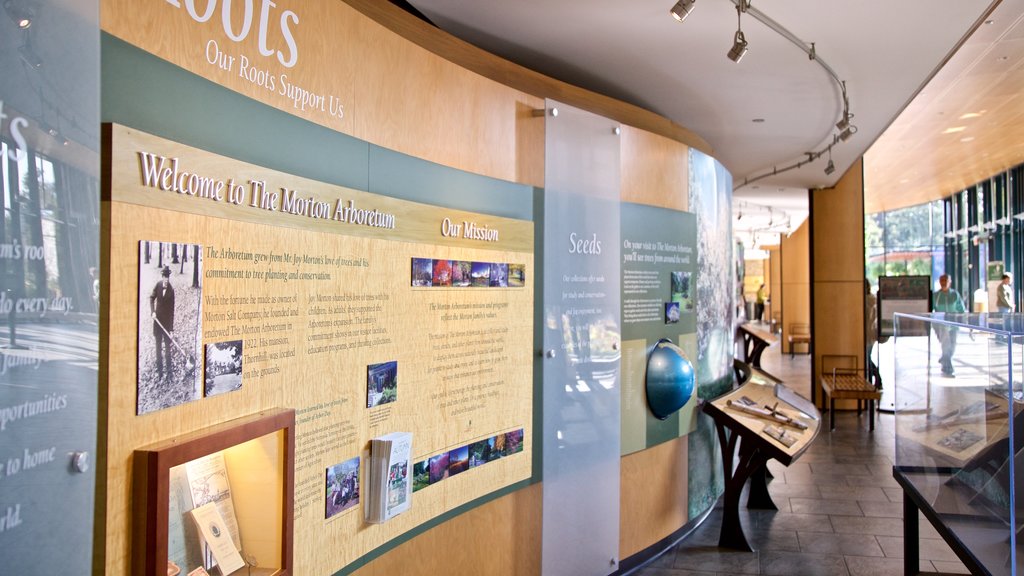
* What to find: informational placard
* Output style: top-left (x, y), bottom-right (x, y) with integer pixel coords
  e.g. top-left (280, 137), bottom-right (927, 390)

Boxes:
top-left (541, 101), bottom-right (621, 576)
top-left (878, 275), bottom-right (931, 337)
top-left (620, 203), bottom-right (698, 455)
top-left (0, 1), bottom-right (99, 573)
top-left (105, 124), bottom-right (533, 572)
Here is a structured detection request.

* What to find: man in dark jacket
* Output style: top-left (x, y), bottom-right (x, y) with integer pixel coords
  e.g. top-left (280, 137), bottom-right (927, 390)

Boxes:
top-left (150, 265), bottom-right (175, 378)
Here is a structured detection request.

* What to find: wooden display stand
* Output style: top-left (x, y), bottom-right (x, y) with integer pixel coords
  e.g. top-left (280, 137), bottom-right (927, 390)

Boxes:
top-left (702, 374), bottom-right (820, 551)
top-left (132, 409), bottom-right (295, 576)
top-left (736, 323), bottom-right (778, 370)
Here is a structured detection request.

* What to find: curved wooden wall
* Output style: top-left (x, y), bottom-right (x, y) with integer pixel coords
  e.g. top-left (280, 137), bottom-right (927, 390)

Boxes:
top-left (100, 0), bottom-right (711, 573)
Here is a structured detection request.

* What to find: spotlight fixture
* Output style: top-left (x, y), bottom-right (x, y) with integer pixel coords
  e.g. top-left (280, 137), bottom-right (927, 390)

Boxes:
top-left (823, 145), bottom-right (836, 176)
top-left (727, 3), bottom-right (748, 63)
top-left (4, 0), bottom-right (32, 29)
top-left (728, 31), bottom-right (748, 62)
top-left (669, 0), bottom-right (696, 23)
top-left (838, 125), bottom-right (855, 142)
top-left (835, 114), bottom-right (850, 131)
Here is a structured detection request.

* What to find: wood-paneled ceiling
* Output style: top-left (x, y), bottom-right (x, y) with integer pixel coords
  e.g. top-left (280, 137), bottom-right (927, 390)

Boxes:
top-left (865, 0), bottom-right (1024, 214)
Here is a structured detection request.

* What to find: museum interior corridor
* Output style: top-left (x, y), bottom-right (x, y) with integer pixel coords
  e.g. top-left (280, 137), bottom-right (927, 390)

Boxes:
top-left (630, 337), bottom-right (971, 576)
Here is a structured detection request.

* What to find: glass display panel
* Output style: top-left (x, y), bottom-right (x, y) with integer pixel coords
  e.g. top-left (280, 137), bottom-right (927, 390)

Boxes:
top-left (541, 100), bottom-right (621, 576)
top-left (0, 0), bottom-right (99, 571)
top-left (894, 312), bottom-right (1024, 575)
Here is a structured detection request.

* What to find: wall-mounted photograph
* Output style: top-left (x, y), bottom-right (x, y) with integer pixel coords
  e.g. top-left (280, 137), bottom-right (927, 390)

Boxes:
top-left (665, 302), bottom-right (681, 324)
top-left (671, 271), bottom-right (693, 311)
top-left (489, 263), bottom-right (508, 287)
top-left (469, 437), bottom-right (501, 467)
top-left (447, 445), bottom-right (470, 476)
top-left (470, 262), bottom-right (490, 287)
top-left (204, 340), bottom-right (243, 397)
top-left (366, 360), bottom-right (398, 408)
top-left (427, 452), bottom-right (449, 483)
top-left (508, 263), bottom-right (526, 287)
top-left (504, 429), bottom-right (524, 455)
top-left (411, 258), bottom-right (433, 287)
top-left (412, 460), bottom-right (431, 492)
top-left (136, 240), bottom-right (204, 415)
top-left (432, 259), bottom-right (452, 287)
top-left (325, 456), bottom-right (360, 519)
top-left (452, 261), bottom-right (473, 287)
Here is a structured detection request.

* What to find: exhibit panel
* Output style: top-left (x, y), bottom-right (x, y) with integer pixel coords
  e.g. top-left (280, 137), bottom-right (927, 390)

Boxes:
top-left (893, 312), bottom-right (1024, 575)
top-left (0, 0), bottom-right (100, 573)
top-left (541, 101), bottom-right (622, 576)
top-left (104, 125), bottom-right (534, 575)
top-left (620, 203), bottom-right (698, 455)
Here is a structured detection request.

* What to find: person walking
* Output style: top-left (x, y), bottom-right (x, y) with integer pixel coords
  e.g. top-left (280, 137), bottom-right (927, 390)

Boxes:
top-left (755, 284), bottom-right (767, 323)
top-left (865, 280), bottom-right (881, 387)
top-left (933, 274), bottom-right (966, 377)
top-left (997, 273), bottom-right (1014, 313)
top-left (150, 265), bottom-right (176, 379)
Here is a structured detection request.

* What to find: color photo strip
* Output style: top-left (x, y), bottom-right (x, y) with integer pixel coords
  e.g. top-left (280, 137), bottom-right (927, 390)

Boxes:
top-left (411, 258), bottom-right (525, 288)
top-left (411, 428), bottom-right (524, 492)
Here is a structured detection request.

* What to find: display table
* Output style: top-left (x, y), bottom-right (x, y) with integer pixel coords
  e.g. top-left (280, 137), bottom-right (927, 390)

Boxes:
top-left (736, 323), bottom-right (778, 370)
top-left (891, 312), bottom-right (1024, 576)
top-left (702, 371), bottom-right (820, 551)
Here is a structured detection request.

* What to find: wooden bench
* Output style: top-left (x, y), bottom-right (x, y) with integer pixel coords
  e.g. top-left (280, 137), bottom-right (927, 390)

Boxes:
top-left (788, 322), bottom-right (810, 357)
top-left (820, 370), bottom-right (881, 432)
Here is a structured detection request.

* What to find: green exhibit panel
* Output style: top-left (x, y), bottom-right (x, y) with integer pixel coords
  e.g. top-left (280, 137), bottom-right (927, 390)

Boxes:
top-left (620, 202), bottom-right (699, 455)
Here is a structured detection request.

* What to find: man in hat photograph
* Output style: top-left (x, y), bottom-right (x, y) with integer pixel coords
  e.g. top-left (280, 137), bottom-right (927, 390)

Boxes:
top-left (137, 240), bottom-right (204, 414)
top-left (150, 264), bottom-right (176, 379)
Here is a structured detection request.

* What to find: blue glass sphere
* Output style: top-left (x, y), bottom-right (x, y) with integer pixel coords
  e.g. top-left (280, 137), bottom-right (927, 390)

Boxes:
top-left (646, 338), bottom-right (695, 420)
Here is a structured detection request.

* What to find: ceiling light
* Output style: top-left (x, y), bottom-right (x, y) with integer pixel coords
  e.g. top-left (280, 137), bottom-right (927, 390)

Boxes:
top-left (727, 3), bottom-right (748, 63)
top-left (669, 0), bottom-right (696, 22)
top-left (728, 30), bottom-right (748, 63)
top-left (824, 159), bottom-right (835, 176)
top-left (5, 0), bottom-right (32, 29)
top-left (836, 114), bottom-right (850, 131)
top-left (838, 125), bottom-right (855, 141)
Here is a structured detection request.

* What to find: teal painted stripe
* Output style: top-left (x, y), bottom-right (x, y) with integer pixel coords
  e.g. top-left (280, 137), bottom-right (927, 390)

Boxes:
top-left (102, 34), bottom-right (534, 220)
top-left (102, 33), bottom-right (369, 191)
top-left (368, 146), bottom-right (533, 221)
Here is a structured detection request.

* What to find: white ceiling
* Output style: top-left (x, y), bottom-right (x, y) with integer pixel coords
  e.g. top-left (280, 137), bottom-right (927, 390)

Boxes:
top-left (404, 0), bottom-right (999, 238)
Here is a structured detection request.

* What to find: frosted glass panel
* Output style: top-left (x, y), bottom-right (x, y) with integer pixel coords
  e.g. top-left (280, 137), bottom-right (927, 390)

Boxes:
top-left (0, 1), bottom-right (99, 571)
top-left (541, 101), bottom-right (621, 575)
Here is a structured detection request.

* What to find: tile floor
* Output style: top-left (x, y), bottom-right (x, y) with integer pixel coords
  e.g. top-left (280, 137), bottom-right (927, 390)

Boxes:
top-left (630, 330), bottom-right (971, 576)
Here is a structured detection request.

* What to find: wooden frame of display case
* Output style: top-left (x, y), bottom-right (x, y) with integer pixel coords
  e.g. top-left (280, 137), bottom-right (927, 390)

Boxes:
top-left (132, 409), bottom-right (295, 576)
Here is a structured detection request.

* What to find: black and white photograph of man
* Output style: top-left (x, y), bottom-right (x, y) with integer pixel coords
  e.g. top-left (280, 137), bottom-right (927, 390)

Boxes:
top-left (137, 240), bottom-right (204, 415)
